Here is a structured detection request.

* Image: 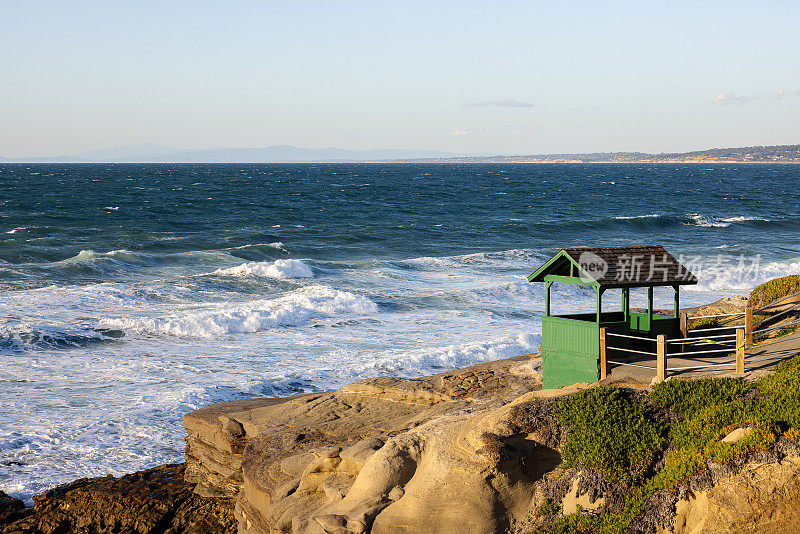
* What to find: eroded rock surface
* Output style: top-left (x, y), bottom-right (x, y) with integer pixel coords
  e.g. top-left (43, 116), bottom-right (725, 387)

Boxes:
top-left (0, 492), bottom-right (26, 525)
top-left (183, 355), bottom-right (545, 533)
top-left (182, 352), bottom-right (800, 534)
top-left (1, 464), bottom-right (236, 534)
top-left (667, 453), bottom-right (800, 534)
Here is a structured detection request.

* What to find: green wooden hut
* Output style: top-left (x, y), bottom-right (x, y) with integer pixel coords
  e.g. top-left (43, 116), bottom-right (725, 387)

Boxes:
top-left (528, 246), bottom-right (697, 388)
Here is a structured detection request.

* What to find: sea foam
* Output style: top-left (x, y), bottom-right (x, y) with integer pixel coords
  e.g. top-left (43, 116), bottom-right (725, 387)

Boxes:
top-left (101, 285), bottom-right (377, 337)
top-left (401, 249), bottom-right (543, 270)
top-left (686, 257), bottom-right (800, 293)
top-left (685, 214), bottom-right (771, 228)
top-left (212, 258), bottom-right (313, 279)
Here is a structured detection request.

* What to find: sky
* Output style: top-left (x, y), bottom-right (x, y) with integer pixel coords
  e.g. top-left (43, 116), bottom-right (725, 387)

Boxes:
top-left (2, 0), bottom-right (800, 157)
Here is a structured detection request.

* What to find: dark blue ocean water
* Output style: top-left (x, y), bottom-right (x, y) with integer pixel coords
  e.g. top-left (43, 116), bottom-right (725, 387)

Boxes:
top-left (1, 163), bottom-right (799, 500)
top-left (1, 164), bottom-right (799, 269)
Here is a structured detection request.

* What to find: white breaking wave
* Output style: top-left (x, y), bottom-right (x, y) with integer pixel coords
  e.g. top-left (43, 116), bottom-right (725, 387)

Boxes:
top-left (402, 249), bottom-right (544, 270)
top-left (252, 332), bottom-right (542, 396)
top-left (212, 258), bottom-right (313, 279)
top-left (55, 249), bottom-right (156, 268)
top-left (101, 285), bottom-right (378, 337)
top-left (6, 226), bottom-right (33, 234)
top-left (1, 283), bottom-right (171, 309)
top-left (719, 216), bottom-right (770, 223)
top-left (686, 258), bottom-right (800, 293)
top-left (685, 214), bottom-right (770, 228)
top-left (375, 332), bottom-right (541, 373)
top-left (686, 214), bottom-right (730, 228)
top-left (613, 214), bottom-right (660, 220)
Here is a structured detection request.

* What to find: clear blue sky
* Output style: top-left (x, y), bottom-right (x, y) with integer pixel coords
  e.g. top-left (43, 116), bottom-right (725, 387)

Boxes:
top-left (2, 0), bottom-right (799, 157)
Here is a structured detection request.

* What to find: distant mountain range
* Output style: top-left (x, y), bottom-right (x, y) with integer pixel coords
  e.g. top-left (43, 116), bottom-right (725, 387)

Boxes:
top-left (1, 143), bottom-right (799, 163)
top-left (0, 144), bottom-right (460, 163)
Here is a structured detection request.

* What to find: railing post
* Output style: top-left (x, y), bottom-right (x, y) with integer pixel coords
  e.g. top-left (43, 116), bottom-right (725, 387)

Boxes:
top-left (599, 327), bottom-right (607, 380)
top-left (679, 312), bottom-right (688, 354)
top-left (656, 334), bottom-right (666, 382)
top-left (744, 305), bottom-right (753, 348)
top-left (736, 327), bottom-right (745, 375)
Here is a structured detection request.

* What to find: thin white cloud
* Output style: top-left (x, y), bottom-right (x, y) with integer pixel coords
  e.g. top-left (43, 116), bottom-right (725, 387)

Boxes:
top-left (711, 92), bottom-right (759, 106)
top-left (569, 105), bottom-right (602, 112)
top-left (446, 124), bottom-right (540, 136)
top-left (464, 99), bottom-right (535, 108)
top-left (712, 88), bottom-right (800, 106)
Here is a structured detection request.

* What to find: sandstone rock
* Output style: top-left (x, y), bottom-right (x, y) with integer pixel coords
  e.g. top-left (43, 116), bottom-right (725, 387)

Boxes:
top-left (665, 455), bottom-right (800, 533)
top-left (721, 426), bottom-right (753, 443)
top-left (178, 350), bottom-right (800, 534)
top-left (0, 464), bottom-right (236, 534)
top-left (683, 296), bottom-right (748, 322)
top-left (0, 491), bottom-right (27, 524)
top-left (181, 355), bottom-right (544, 533)
top-left (561, 478), bottom-right (606, 515)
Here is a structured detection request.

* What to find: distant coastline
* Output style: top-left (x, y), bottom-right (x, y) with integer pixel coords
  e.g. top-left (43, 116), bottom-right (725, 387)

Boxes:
top-left (2, 143), bottom-right (799, 164)
top-left (397, 144), bottom-right (800, 164)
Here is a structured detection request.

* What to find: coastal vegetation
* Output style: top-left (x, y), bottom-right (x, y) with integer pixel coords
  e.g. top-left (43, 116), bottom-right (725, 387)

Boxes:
top-left (539, 355), bottom-right (800, 533)
top-left (748, 274), bottom-right (800, 309)
top-left (686, 316), bottom-right (717, 330)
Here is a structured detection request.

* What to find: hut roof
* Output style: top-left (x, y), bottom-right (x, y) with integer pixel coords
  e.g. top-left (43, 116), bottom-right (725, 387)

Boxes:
top-left (528, 245), bottom-right (698, 288)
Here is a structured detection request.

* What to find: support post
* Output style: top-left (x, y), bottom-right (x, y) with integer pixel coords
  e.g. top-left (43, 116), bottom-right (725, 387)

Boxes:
top-left (656, 334), bottom-right (666, 382)
top-left (599, 327), bottom-right (608, 380)
top-left (736, 327), bottom-right (745, 375)
top-left (679, 312), bottom-right (688, 354)
top-left (673, 285), bottom-right (680, 318)
top-left (622, 288), bottom-right (630, 322)
top-left (596, 287), bottom-right (603, 325)
top-left (744, 305), bottom-right (753, 348)
top-left (648, 286), bottom-right (654, 331)
top-left (545, 281), bottom-right (552, 317)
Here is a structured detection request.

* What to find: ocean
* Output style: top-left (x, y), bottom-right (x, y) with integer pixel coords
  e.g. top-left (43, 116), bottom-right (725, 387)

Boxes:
top-left (1, 163), bottom-right (799, 502)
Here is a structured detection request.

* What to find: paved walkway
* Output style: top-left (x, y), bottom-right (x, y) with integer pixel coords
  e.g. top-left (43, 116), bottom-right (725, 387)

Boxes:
top-left (606, 334), bottom-right (800, 386)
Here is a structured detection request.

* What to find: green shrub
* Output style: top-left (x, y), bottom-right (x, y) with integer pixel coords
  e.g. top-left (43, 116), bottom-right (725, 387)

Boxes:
top-left (775, 324), bottom-right (800, 339)
top-left (650, 378), bottom-right (752, 417)
top-left (539, 355), bottom-right (800, 534)
top-left (687, 317), bottom-right (718, 330)
top-left (749, 275), bottom-right (800, 308)
top-left (557, 386), bottom-right (665, 485)
top-left (538, 499), bottom-right (558, 516)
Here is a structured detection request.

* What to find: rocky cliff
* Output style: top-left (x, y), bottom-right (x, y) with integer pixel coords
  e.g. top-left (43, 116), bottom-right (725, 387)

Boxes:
top-left (182, 355), bottom-right (542, 533)
top-left (5, 318), bottom-right (800, 534)
top-left (180, 349), bottom-right (800, 534)
top-left (0, 464), bottom-right (236, 534)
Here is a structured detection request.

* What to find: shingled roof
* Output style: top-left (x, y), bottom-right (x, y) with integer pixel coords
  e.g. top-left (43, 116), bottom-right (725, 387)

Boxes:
top-left (528, 245), bottom-right (698, 287)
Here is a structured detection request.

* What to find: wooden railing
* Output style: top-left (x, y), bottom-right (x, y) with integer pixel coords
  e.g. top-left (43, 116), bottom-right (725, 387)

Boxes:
top-left (600, 292), bottom-right (800, 382)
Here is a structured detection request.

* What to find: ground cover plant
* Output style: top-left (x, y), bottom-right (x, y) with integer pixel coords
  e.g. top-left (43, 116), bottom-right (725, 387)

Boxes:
top-left (538, 354), bottom-right (800, 533)
top-left (748, 275), bottom-right (800, 309)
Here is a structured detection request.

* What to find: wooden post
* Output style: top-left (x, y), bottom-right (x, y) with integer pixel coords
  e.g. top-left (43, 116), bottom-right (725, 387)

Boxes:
top-left (599, 327), bottom-right (608, 380)
top-left (744, 305), bottom-right (753, 348)
top-left (596, 287), bottom-right (603, 325)
top-left (679, 311), bottom-right (688, 354)
top-left (736, 327), bottom-right (745, 375)
top-left (656, 334), bottom-right (666, 382)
